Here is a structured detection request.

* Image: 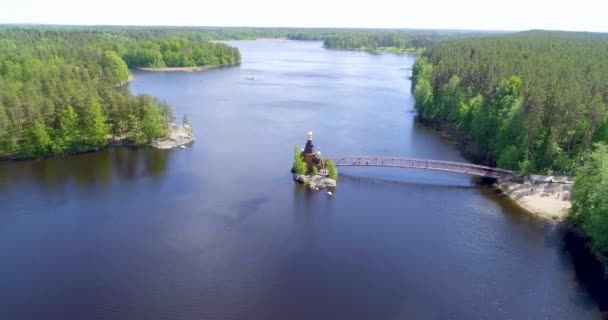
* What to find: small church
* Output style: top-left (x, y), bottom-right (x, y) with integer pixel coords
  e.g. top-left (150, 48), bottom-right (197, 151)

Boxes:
top-left (301, 131), bottom-right (325, 172)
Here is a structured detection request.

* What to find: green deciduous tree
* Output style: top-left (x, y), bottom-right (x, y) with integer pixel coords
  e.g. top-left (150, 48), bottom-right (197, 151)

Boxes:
top-left (20, 120), bottom-right (52, 158)
top-left (81, 99), bottom-right (109, 149)
top-left (141, 105), bottom-right (166, 143)
top-left (325, 159), bottom-right (338, 180)
top-left (569, 143), bottom-right (608, 253)
top-left (101, 51), bottom-right (129, 84)
top-left (292, 146), bottom-right (306, 175)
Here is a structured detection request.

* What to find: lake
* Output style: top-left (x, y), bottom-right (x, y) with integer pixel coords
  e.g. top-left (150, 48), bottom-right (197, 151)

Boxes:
top-left (0, 40), bottom-right (603, 319)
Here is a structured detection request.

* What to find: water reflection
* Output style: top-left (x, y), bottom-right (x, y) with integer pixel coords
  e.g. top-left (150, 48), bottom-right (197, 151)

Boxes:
top-left (564, 232), bottom-right (608, 314)
top-left (0, 147), bottom-right (172, 190)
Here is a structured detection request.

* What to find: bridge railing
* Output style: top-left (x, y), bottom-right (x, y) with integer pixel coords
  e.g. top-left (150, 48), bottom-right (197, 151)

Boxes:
top-left (328, 156), bottom-right (516, 179)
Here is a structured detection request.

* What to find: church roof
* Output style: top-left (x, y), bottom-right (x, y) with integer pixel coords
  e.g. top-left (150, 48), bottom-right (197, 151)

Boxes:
top-left (303, 140), bottom-right (316, 154)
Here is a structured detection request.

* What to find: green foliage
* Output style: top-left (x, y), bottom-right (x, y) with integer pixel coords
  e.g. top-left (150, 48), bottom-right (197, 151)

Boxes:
top-left (311, 166), bottom-right (318, 176)
top-left (141, 105), bottom-right (166, 143)
top-left (0, 28), bottom-right (184, 159)
top-left (416, 30), bottom-right (608, 174)
top-left (81, 99), bottom-right (109, 149)
top-left (322, 31), bottom-right (463, 51)
top-left (122, 38), bottom-right (241, 68)
top-left (497, 145), bottom-right (523, 169)
top-left (518, 157), bottom-right (534, 176)
top-left (569, 143), bottom-right (608, 253)
top-left (127, 114), bottom-right (145, 145)
top-left (20, 121), bottom-right (52, 158)
top-left (412, 57), bottom-right (435, 118)
top-left (325, 159), bottom-right (338, 180)
top-left (101, 51), bottom-right (129, 84)
top-left (292, 146), bottom-right (306, 175)
top-left (53, 105), bottom-right (80, 155)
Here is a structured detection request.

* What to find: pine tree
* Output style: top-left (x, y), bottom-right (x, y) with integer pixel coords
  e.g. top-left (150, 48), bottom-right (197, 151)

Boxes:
top-left (82, 99), bottom-right (109, 149)
top-left (53, 105), bottom-right (80, 154)
top-left (20, 120), bottom-right (52, 158)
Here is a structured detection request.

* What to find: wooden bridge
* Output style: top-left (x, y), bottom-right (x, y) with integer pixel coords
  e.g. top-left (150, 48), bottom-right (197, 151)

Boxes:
top-left (328, 156), bottom-right (517, 180)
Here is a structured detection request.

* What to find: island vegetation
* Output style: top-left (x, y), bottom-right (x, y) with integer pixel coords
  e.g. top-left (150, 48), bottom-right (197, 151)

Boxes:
top-left (292, 146), bottom-right (307, 175)
top-left (0, 28), bottom-right (241, 159)
top-left (123, 39), bottom-right (240, 68)
top-left (323, 32), bottom-right (444, 53)
top-left (325, 159), bottom-right (338, 180)
top-left (291, 146), bottom-right (338, 189)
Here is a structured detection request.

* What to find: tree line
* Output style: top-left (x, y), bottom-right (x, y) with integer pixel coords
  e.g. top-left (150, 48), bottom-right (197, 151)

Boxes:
top-left (323, 32), bottom-right (444, 51)
top-left (411, 30), bottom-right (608, 255)
top-left (7, 25), bottom-right (488, 53)
top-left (0, 28), bottom-right (243, 159)
top-left (122, 39), bottom-right (240, 68)
top-left (413, 30), bottom-right (608, 175)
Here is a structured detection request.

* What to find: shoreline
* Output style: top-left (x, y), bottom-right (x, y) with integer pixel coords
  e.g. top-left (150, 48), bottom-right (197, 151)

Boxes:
top-left (415, 116), bottom-right (574, 221)
top-left (323, 46), bottom-right (420, 55)
top-left (1, 124), bottom-right (194, 162)
top-left (133, 63), bottom-right (239, 72)
top-left (497, 179), bottom-right (572, 221)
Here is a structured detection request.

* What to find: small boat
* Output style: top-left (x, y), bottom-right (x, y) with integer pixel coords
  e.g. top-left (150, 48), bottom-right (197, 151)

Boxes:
top-left (327, 191), bottom-right (333, 196)
top-left (180, 145), bottom-right (186, 149)
top-left (246, 74), bottom-right (256, 80)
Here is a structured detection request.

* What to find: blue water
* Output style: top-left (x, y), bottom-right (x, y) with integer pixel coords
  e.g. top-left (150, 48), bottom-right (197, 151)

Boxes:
top-left (0, 40), bottom-right (602, 319)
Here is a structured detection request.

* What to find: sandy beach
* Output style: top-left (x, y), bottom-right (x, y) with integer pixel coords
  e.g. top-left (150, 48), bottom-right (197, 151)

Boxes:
top-left (500, 180), bottom-right (572, 220)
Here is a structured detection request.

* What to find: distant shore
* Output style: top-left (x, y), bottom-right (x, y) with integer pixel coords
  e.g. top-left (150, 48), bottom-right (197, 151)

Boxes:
top-left (133, 63), bottom-right (239, 72)
top-left (323, 46), bottom-right (421, 54)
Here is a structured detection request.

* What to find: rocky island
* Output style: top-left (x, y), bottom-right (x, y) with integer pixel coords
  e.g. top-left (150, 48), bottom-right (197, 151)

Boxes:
top-left (152, 124), bottom-right (195, 149)
top-left (292, 131), bottom-right (338, 190)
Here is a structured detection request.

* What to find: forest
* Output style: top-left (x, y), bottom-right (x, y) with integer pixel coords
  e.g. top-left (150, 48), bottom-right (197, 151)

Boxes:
top-left (412, 30), bottom-right (608, 254)
top-left (0, 26), bottom-right (461, 160)
top-left (13, 26), bottom-right (473, 52)
top-left (323, 32), bottom-right (447, 52)
top-left (0, 28), bottom-right (240, 159)
top-left (122, 39), bottom-right (240, 68)
top-left (413, 30), bottom-right (608, 175)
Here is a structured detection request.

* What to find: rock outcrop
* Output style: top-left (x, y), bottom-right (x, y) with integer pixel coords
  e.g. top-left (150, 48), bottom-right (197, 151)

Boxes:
top-left (152, 124), bottom-right (195, 149)
top-left (293, 174), bottom-right (337, 189)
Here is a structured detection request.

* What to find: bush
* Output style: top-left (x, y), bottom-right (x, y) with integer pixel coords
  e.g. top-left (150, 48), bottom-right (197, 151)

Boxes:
top-left (292, 146), bottom-right (306, 175)
top-left (325, 159), bottom-right (338, 180)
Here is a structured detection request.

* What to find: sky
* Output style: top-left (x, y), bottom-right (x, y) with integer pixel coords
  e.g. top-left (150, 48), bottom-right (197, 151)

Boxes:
top-left (1, 0), bottom-right (607, 32)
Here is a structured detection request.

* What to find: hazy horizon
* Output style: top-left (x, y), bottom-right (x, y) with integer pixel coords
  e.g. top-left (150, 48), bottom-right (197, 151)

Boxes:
top-left (2, 0), bottom-right (607, 33)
